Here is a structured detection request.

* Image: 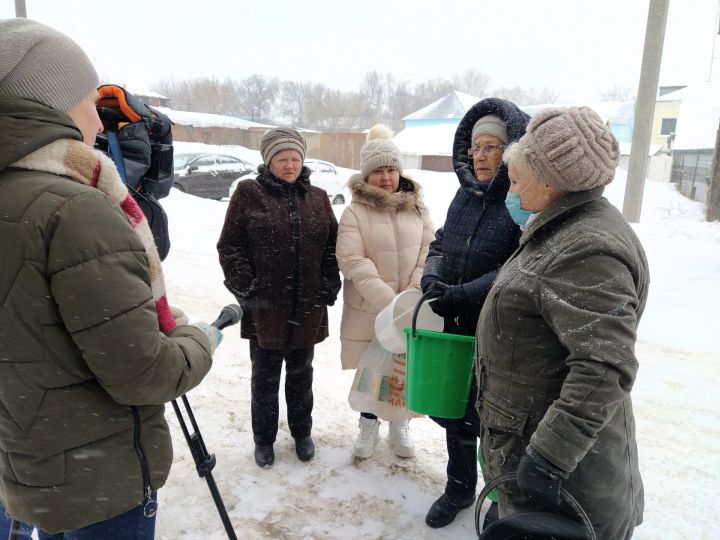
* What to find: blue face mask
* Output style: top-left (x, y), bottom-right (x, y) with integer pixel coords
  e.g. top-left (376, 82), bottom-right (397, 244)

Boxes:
top-left (504, 191), bottom-right (538, 226)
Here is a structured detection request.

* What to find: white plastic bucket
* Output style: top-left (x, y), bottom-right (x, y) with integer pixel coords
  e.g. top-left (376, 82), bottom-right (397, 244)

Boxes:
top-left (374, 289), bottom-right (444, 354)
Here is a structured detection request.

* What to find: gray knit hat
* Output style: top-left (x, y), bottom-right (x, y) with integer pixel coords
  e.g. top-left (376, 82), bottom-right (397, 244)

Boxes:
top-left (260, 127), bottom-right (306, 165)
top-left (521, 106), bottom-right (619, 192)
top-left (0, 18), bottom-right (99, 111)
top-left (471, 114), bottom-right (508, 145)
top-left (360, 124), bottom-right (403, 179)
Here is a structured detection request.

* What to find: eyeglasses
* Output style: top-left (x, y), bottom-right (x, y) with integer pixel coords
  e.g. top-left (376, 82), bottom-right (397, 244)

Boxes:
top-left (468, 144), bottom-right (506, 158)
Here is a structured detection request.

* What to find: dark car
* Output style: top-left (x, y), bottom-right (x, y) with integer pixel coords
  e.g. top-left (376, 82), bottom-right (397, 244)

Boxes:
top-left (173, 153), bottom-right (256, 200)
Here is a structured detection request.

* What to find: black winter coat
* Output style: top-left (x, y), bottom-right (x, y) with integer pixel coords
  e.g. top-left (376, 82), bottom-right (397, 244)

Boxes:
top-left (421, 98), bottom-right (530, 335)
top-left (218, 166), bottom-right (341, 350)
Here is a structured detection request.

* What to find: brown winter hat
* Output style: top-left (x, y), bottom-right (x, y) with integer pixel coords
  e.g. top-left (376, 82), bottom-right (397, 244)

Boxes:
top-left (260, 127), bottom-right (306, 165)
top-left (0, 18), bottom-right (99, 111)
top-left (360, 124), bottom-right (403, 179)
top-left (520, 106), bottom-right (619, 192)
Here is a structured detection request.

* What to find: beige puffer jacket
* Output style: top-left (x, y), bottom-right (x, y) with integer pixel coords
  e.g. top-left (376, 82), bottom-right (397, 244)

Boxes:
top-left (337, 174), bottom-right (435, 369)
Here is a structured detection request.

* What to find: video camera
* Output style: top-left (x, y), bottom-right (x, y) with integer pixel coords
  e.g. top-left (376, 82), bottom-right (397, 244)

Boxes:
top-left (94, 85), bottom-right (174, 259)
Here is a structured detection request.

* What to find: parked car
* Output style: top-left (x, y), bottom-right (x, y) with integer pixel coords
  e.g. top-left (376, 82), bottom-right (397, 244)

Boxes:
top-left (173, 153), bottom-right (256, 200)
top-left (228, 158), bottom-right (348, 204)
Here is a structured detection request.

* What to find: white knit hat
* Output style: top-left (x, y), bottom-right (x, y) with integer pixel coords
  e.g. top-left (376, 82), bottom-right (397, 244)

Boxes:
top-left (0, 18), bottom-right (99, 111)
top-left (360, 124), bottom-right (403, 179)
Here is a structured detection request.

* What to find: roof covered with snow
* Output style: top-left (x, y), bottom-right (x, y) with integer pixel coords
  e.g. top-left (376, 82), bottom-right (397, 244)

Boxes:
top-left (403, 91), bottom-right (481, 121)
top-left (155, 107), bottom-right (274, 129)
top-left (128, 88), bottom-right (169, 99)
top-left (393, 124), bottom-right (458, 155)
top-left (672, 81), bottom-right (720, 150)
top-left (658, 87), bottom-right (685, 102)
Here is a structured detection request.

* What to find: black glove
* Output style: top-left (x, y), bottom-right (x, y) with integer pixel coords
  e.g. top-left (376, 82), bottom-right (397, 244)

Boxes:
top-left (516, 450), bottom-right (567, 510)
top-left (225, 278), bottom-right (260, 308)
top-left (319, 277), bottom-right (340, 306)
top-left (427, 281), bottom-right (456, 318)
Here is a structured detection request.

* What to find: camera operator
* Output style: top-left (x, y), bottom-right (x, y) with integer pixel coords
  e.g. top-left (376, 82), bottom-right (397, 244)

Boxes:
top-left (0, 18), bottom-right (220, 539)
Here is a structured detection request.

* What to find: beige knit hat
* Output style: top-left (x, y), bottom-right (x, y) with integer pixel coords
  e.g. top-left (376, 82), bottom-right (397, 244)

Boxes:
top-left (521, 106), bottom-right (619, 192)
top-left (360, 124), bottom-right (403, 179)
top-left (260, 127), bottom-right (306, 165)
top-left (0, 18), bottom-right (99, 111)
top-left (471, 114), bottom-right (508, 144)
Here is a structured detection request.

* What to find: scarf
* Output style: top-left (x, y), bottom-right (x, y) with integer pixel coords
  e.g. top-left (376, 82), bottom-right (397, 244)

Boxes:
top-left (12, 138), bottom-right (176, 334)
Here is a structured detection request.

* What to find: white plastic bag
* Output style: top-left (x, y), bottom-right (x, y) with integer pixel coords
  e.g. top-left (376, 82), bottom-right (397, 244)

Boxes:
top-left (348, 337), bottom-right (415, 422)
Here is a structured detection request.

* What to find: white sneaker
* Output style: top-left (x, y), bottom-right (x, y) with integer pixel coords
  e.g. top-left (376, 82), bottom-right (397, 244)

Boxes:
top-left (389, 420), bottom-right (416, 458)
top-left (352, 416), bottom-right (380, 458)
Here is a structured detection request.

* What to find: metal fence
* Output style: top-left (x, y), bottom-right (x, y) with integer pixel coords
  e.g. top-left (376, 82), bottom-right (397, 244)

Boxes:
top-left (670, 150), bottom-right (713, 203)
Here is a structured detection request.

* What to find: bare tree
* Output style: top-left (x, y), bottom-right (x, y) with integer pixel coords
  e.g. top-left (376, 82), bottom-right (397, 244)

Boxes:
top-left (601, 85), bottom-right (634, 101)
top-left (360, 71), bottom-right (385, 124)
top-left (239, 74), bottom-right (279, 121)
top-left (490, 86), bottom-right (535, 105)
top-left (452, 69), bottom-right (490, 98)
top-left (154, 70), bottom-right (562, 132)
top-left (490, 85), bottom-right (559, 106)
top-left (281, 81), bottom-right (313, 126)
top-left (154, 77), bottom-right (242, 115)
top-left (535, 87), bottom-right (560, 104)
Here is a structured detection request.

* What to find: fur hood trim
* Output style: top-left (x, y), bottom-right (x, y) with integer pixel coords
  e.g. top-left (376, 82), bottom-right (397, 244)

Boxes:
top-left (347, 173), bottom-right (423, 212)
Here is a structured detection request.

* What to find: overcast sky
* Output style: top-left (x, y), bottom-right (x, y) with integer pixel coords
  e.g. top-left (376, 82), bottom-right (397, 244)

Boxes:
top-left (2, 0), bottom-right (719, 103)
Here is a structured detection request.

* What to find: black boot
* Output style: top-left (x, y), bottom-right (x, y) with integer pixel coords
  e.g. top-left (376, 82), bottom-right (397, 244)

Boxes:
top-left (254, 444), bottom-right (274, 468)
top-left (425, 493), bottom-right (475, 528)
top-left (295, 436), bottom-right (315, 462)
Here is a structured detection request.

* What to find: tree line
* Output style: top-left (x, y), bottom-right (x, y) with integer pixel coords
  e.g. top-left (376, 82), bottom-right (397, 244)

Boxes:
top-left (154, 70), bottom-right (568, 132)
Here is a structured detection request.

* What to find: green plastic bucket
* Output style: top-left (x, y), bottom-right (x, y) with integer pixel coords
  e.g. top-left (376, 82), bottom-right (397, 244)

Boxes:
top-left (404, 291), bottom-right (475, 418)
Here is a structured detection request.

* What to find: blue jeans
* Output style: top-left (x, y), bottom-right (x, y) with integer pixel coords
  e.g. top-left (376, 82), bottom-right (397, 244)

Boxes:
top-left (36, 492), bottom-right (157, 540)
top-left (0, 504), bottom-right (34, 540)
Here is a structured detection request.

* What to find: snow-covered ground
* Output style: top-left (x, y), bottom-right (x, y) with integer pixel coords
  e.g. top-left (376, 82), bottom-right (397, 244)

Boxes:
top-left (154, 154), bottom-right (720, 539)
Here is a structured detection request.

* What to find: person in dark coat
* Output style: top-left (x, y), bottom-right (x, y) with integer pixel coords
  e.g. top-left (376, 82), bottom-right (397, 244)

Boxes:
top-left (420, 98), bottom-right (530, 528)
top-left (218, 127), bottom-right (341, 468)
top-left (476, 107), bottom-right (647, 539)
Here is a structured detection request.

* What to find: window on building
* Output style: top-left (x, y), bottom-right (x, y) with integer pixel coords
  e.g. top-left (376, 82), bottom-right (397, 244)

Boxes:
top-left (661, 118), bottom-right (677, 135)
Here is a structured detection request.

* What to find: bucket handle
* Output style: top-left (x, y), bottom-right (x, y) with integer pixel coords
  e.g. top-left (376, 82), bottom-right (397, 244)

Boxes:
top-left (411, 290), bottom-right (439, 338)
top-left (474, 472), bottom-right (597, 540)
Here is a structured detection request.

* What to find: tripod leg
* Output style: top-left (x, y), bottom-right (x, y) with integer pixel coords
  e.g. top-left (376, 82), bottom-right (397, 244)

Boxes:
top-left (204, 472), bottom-right (237, 540)
top-left (171, 398), bottom-right (238, 539)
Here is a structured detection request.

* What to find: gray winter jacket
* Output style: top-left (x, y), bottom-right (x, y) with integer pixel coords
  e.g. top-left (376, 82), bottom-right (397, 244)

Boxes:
top-left (476, 186), bottom-right (648, 539)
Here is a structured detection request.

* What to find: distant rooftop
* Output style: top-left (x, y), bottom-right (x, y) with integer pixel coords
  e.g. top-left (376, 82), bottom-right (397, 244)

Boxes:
top-left (155, 107), bottom-right (274, 129)
top-left (403, 91), bottom-right (481, 121)
top-left (128, 88), bottom-right (169, 100)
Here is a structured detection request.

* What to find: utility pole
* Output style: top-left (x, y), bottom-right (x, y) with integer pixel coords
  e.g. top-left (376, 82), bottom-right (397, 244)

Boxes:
top-left (15, 0), bottom-right (27, 17)
top-left (623, 0), bottom-right (670, 223)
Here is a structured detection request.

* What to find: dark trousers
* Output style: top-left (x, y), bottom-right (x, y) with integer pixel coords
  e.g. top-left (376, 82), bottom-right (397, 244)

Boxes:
top-left (0, 504), bottom-right (33, 540)
top-left (250, 338), bottom-right (314, 445)
top-left (431, 376), bottom-right (480, 501)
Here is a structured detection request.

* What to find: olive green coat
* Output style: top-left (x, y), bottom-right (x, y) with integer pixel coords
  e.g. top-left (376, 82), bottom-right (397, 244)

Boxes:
top-left (476, 187), bottom-right (648, 539)
top-left (0, 97), bottom-right (212, 533)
